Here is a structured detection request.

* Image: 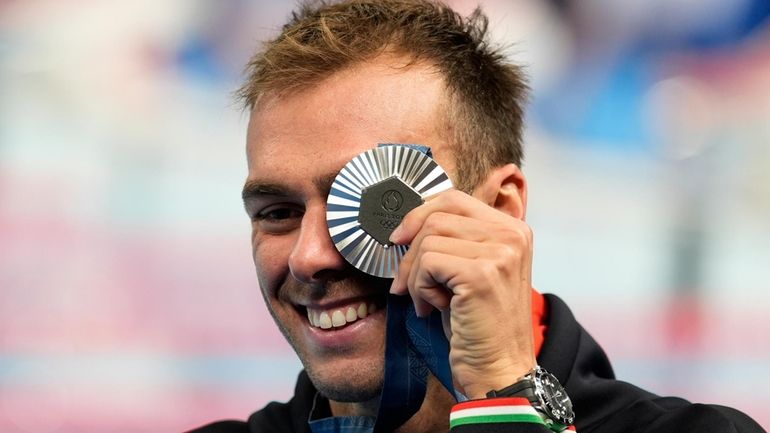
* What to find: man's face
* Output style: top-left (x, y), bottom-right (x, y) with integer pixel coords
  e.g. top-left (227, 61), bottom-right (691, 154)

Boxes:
top-left (243, 58), bottom-right (455, 402)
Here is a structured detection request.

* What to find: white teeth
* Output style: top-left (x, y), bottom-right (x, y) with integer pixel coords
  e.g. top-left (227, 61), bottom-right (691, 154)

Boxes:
top-left (312, 310), bottom-right (320, 327)
top-left (332, 310), bottom-right (346, 327)
top-left (307, 301), bottom-right (377, 330)
top-left (345, 307), bottom-right (357, 322)
top-left (319, 312), bottom-right (332, 329)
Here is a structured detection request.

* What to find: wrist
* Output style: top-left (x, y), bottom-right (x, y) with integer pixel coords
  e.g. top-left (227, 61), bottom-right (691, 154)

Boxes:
top-left (461, 361), bottom-right (536, 400)
top-left (482, 365), bottom-right (576, 429)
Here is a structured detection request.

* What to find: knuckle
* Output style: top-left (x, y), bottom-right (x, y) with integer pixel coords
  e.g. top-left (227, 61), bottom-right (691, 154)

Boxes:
top-left (498, 244), bottom-right (521, 263)
top-left (441, 189), bottom-right (464, 206)
top-left (447, 189), bottom-right (463, 199)
top-left (505, 223), bottom-right (532, 247)
top-left (478, 261), bottom-right (498, 280)
top-left (419, 250), bottom-right (439, 269)
top-left (423, 212), bottom-right (447, 233)
top-left (421, 234), bottom-right (439, 251)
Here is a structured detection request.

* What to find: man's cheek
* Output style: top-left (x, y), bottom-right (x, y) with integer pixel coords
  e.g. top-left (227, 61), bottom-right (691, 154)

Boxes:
top-left (253, 256), bottom-right (277, 298)
top-left (253, 238), bottom-right (293, 293)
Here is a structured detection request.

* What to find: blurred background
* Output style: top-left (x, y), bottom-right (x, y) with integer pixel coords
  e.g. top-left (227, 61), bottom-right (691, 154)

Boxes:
top-left (1, 0), bottom-right (768, 431)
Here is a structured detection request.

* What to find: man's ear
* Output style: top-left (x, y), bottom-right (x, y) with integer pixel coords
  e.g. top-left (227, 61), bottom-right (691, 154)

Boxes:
top-left (472, 164), bottom-right (528, 220)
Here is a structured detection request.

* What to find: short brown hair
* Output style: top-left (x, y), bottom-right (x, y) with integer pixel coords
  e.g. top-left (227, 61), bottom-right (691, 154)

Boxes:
top-left (239, 0), bottom-right (528, 191)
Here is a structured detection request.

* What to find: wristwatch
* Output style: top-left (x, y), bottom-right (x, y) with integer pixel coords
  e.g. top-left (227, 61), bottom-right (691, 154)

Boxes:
top-left (486, 366), bottom-right (575, 429)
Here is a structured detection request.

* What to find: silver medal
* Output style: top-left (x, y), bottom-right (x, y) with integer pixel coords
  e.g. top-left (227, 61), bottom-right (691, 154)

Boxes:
top-left (326, 145), bottom-right (453, 278)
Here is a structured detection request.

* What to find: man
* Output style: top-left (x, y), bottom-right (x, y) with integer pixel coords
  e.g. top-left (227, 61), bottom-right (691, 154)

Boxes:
top-left (192, 0), bottom-right (764, 432)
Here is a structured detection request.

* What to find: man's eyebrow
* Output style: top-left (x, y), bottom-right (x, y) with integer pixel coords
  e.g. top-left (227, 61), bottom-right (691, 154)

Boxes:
top-left (241, 180), bottom-right (294, 201)
top-left (314, 172), bottom-right (338, 199)
top-left (241, 171), bottom-right (340, 202)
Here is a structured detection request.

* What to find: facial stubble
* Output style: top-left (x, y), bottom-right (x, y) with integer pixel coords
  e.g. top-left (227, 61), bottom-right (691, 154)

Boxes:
top-left (260, 275), bottom-right (388, 403)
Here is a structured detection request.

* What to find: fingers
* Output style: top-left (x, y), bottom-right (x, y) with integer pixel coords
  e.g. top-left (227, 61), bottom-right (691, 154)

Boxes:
top-left (392, 232), bottom-right (531, 317)
top-left (388, 189), bottom-right (533, 317)
top-left (389, 190), bottom-right (510, 245)
top-left (397, 239), bottom-right (485, 316)
top-left (407, 251), bottom-right (457, 317)
top-left (383, 189), bottom-right (538, 396)
top-left (389, 229), bottom-right (477, 296)
top-left (389, 194), bottom-right (532, 289)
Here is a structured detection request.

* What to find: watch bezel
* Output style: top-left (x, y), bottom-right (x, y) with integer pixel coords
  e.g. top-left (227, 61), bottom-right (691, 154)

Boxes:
top-left (532, 366), bottom-right (575, 426)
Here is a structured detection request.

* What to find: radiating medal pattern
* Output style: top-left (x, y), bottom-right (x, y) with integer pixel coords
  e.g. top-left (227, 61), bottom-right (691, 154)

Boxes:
top-left (327, 145), bottom-right (453, 278)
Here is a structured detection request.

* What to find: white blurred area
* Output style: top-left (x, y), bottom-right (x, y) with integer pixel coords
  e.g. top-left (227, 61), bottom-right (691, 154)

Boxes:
top-left (1, 0), bottom-right (768, 432)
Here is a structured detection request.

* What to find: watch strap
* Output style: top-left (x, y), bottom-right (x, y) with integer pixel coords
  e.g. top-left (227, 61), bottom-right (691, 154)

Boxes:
top-left (485, 378), bottom-right (536, 400)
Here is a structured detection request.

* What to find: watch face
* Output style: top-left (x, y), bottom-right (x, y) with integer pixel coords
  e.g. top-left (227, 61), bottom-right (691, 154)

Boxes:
top-left (535, 368), bottom-right (575, 426)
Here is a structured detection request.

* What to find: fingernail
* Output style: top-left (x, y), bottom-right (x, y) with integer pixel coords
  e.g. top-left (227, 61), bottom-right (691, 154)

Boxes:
top-left (389, 278), bottom-right (398, 294)
top-left (389, 224), bottom-right (403, 243)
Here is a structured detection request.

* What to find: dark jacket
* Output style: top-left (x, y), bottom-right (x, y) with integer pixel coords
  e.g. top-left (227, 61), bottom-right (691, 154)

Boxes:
top-left (189, 294), bottom-right (765, 433)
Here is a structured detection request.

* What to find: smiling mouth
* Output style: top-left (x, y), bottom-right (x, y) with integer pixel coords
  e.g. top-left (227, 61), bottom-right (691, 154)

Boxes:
top-left (302, 297), bottom-right (386, 330)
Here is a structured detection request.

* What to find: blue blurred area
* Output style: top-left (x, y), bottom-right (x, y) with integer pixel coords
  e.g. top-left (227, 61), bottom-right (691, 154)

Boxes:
top-left (178, 36), bottom-right (229, 83)
top-left (535, 58), bottom-right (652, 149)
top-left (534, 0), bottom-right (770, 149)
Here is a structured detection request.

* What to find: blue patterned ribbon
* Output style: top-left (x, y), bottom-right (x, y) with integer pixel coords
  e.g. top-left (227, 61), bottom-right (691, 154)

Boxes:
top-left (311, 144), bottom-right (455, 433)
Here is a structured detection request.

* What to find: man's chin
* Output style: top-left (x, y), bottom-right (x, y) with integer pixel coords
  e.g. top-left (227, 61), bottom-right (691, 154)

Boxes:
top-left (305, 362), bottom-right (383, 403)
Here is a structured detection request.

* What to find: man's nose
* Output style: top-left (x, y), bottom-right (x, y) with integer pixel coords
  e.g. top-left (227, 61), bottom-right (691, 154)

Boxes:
top-left (288, 204), bottom-right (347, 284)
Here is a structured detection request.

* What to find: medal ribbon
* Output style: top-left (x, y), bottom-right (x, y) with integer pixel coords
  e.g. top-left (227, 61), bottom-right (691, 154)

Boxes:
top-left (374, 296), bottom-right (455, 432)
top-left (374, 144), bottom-right (455, 432)
top-left (311, 144), bottom-right (455, 433)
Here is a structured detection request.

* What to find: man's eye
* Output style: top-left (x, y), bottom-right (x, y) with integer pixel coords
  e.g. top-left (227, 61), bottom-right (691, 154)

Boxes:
top-left (254, 206), bottom-right (303, 233)
top-left (257, 208), bottom-right (300, 221)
